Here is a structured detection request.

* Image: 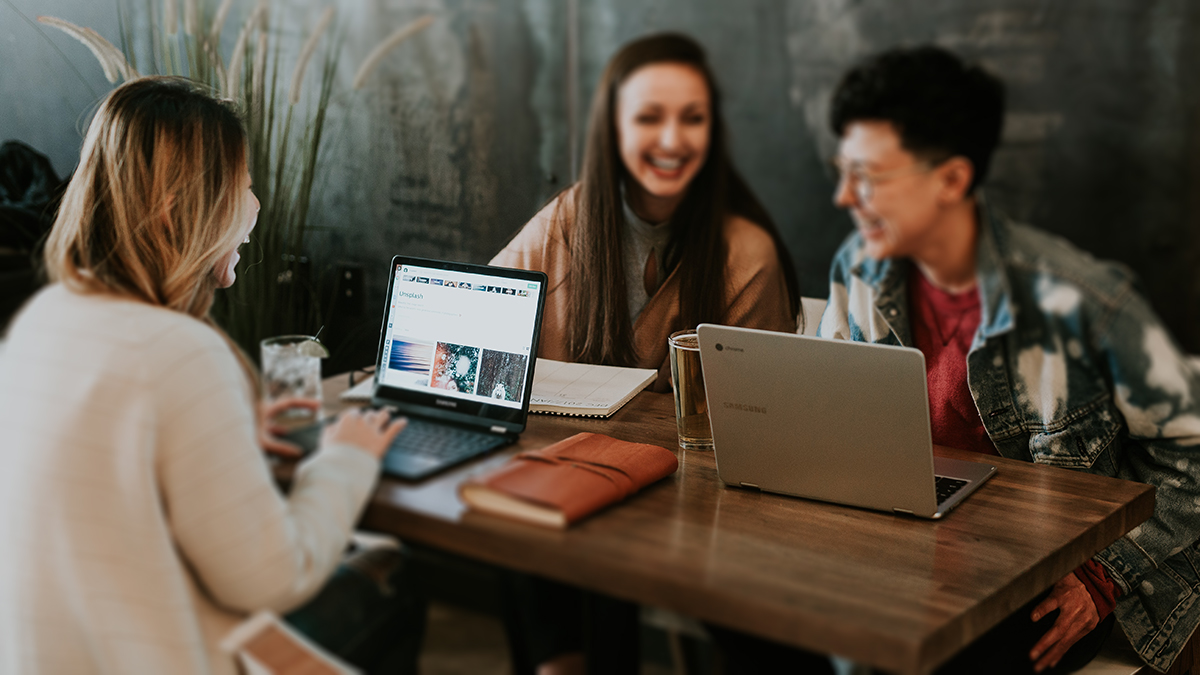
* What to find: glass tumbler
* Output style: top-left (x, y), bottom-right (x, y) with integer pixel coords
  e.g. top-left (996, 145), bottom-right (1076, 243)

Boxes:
top-left (668, 329), bottom-right (713, 450)
top-left (260, 335), bottom-right (324, 420)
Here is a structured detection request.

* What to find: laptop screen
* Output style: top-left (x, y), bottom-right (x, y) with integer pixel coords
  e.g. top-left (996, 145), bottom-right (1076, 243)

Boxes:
top-left (373, 257), bottom-right (547, 430)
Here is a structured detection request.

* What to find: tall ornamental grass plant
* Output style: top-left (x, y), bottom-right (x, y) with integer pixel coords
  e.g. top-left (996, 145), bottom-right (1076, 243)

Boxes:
top-left (36, 1), bottom-right (432, 360)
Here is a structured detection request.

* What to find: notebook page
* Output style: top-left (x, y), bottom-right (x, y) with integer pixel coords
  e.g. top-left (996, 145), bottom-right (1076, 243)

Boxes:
top-left (530, 359), bottom-right (656, 414)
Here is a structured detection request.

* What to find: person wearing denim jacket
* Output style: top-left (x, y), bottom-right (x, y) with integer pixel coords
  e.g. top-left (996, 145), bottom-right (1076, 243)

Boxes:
top-left (815, 46), bottom-right (1200, 674)
top-left (820, 200), bottom-right (1200, 672)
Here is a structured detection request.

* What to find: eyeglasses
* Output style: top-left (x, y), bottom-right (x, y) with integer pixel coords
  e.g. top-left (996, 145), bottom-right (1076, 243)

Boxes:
top-left (831, 157), bottom-right (935, 203)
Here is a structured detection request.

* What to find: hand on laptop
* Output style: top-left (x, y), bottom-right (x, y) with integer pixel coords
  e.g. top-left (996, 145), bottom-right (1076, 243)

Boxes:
top-left (322, 408), bottom-right (408, 460)
top-left (259, 397), bottom-right (322, 458)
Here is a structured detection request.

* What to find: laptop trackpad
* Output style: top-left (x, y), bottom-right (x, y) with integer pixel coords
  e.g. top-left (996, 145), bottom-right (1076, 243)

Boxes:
top-left (382, 452), bottom-right (442, 477)
top-left (933, 456), bottom-right (997, 483)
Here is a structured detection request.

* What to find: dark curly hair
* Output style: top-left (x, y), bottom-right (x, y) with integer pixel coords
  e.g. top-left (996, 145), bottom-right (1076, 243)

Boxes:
top-left (829, 45), bottom-right (1005, 193)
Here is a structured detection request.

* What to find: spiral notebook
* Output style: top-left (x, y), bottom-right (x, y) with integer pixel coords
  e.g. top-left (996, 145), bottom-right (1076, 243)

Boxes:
top-left (528, 359), bottom-right (657, 417)
top-left (343, 358), bottom-right (655, 418)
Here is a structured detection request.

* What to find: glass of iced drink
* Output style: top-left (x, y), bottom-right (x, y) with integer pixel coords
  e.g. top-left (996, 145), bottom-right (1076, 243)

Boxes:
top-left (260, 335), bottom-right (327, 420)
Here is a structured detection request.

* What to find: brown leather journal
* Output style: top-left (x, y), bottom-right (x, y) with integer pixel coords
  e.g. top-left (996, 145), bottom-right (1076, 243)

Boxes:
top-left (459, 432), bottom-right (679, 528)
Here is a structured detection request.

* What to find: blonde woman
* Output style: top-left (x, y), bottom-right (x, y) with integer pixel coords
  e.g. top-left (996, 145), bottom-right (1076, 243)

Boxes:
top-left (0, 77), bottom-right (414, 674)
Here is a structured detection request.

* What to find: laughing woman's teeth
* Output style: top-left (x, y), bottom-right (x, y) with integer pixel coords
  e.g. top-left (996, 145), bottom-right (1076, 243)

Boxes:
top-left (650, 157), bottom-right (683, 170)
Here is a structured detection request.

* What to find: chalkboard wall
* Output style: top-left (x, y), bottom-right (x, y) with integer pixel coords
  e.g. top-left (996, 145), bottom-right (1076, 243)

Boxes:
top-left (4, 0), bottom-right (1200, 362)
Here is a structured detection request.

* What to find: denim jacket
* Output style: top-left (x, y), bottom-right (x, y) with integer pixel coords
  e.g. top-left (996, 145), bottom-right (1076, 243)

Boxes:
top-left (817, 201), bottom-right (1200, 672)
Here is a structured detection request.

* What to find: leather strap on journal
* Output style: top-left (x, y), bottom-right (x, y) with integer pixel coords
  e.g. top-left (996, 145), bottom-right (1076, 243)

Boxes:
top-left (466, 432), bottom-right (678, 524)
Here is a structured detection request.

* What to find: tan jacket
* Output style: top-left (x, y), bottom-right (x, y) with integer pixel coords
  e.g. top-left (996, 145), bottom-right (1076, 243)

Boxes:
top-left (490, 189), bottom-right (796, 392)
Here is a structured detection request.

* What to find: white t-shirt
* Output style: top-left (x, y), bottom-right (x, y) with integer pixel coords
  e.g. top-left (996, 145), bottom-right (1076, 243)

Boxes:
top-left (0, 285), bottom-right (379, 675)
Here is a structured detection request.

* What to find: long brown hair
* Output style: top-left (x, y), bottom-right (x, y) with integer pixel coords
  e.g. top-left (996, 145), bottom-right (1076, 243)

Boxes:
top-left (562, 33), bottom-right (799, 366)
top-left (44, 77), bottom-right (259, 387)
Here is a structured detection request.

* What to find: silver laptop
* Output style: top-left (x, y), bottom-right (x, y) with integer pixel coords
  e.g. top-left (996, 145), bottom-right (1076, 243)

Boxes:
top-left (697, 324), bottom-right (996, 519)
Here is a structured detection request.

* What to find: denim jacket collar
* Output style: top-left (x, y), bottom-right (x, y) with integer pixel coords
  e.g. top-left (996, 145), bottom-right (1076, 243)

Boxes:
top-left (848, 194), bottom-right (1014, 348)
top-left (972, 198), bottom-right (1016, 342)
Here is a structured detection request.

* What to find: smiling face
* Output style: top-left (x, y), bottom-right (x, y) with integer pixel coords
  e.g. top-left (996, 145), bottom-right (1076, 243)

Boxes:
top-left (833, 120), bottom-right (951, 261)
top-left (616, 62), bottom-right (711, 218)
top-left (213, 169), bottom-right (260, 288)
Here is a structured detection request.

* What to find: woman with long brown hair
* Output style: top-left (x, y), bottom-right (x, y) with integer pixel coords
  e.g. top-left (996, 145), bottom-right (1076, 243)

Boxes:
top-left (492, 33), bottom-right (800, 675)
top-left (0, 77), bottom-right (413, 674)
top-left (492, 33), bottom-right (799, 391)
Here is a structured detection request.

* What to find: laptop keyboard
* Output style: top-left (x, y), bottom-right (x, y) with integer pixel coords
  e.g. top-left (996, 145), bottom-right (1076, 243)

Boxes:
top-left (283, 416), bottom-right (505, 463)
top-left (388, 418), bottom-right (505, 460)
top-left (934, 475), bottom-right (970, 505)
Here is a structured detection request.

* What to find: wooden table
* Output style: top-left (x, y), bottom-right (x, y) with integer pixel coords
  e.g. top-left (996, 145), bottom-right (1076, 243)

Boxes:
top-left (324, 374), bottom-right (1154, 675)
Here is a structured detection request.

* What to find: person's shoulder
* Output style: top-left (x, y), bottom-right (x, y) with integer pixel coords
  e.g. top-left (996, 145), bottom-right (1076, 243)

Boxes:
top-left (832, 228), bottom-right (866, 264)
top-left (521, 185), bottom-right (578, 243)
top-left (721, 214), bottom-right (780, 266)
top-left (1001, 220), bottom-right (1137, 308)
top-left (22, 284), bottom-right (202, 334)
top-left (9, 285), bottom-right (232, 377)
top-left (824, 229), bottom-right (874, 282)
top-left (493, 186), bottom-right (576, 267)
top-left (80, 286), bottom-right (228, 357)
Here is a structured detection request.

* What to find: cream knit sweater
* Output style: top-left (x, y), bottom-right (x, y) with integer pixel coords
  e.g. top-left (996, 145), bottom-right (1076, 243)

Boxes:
top-left (0, 285), bottom-right (379, 674)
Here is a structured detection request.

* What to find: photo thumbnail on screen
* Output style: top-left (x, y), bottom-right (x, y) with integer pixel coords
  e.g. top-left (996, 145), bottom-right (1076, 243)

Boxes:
top-left (477, 350), bottom-right (529, 402)
top-left (432, 342), bottom-right (480, 393)
top-left (387, 339), bottom-right (435, 387)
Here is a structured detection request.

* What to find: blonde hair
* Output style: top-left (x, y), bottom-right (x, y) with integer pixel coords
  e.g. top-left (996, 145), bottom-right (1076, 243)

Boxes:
top-left (45, 76), bottom-right (249, 319)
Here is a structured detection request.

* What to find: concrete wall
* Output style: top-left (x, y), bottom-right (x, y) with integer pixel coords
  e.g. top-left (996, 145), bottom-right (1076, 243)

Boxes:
top-left (5, 0), bottom-right (1200, 360)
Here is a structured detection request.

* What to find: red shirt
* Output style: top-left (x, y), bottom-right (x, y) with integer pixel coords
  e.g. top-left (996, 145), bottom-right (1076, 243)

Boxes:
top-left (907, 267), bottom-right (1118, 619)
top-left (907, 268), bottom-right (997, 456)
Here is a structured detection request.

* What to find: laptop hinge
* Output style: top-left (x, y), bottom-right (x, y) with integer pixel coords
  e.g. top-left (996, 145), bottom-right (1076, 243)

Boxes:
top-left (740, 482), bottom-right (760, 490)
top-left (489, 425), bottom-right (507, 435)
top-left (892, 508), bottom-right (915, 515)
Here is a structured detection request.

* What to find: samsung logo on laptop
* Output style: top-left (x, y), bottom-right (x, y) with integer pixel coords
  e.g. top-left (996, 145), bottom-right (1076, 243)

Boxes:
top-left (724, 402), bottom-right (767, 414)
top-left (435, 399), bottom-right (458, 409)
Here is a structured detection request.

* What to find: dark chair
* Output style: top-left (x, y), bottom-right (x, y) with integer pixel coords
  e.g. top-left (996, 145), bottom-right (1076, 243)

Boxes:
top-left (0, 140), bottom-right (65, 331)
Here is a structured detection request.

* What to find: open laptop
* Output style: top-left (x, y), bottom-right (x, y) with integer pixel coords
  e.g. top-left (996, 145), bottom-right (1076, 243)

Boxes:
top-left (285, 256), bottom-right (547, 480)
top-left (696, 324), bottom-right (996, 518)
